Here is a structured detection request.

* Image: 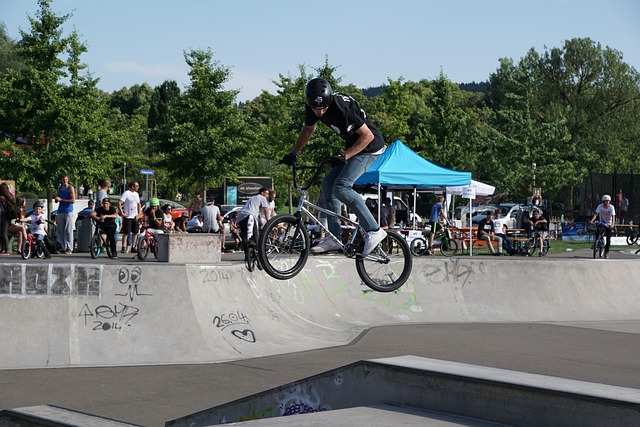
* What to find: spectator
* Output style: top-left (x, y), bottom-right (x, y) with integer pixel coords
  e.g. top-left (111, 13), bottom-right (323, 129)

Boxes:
top-left (477, 210), bottom-right (503, 255)
top-left (0, 183), bottom-right (17, 255)
top-left (186, 214), bottom-right (203, 233)
top-left (161, 204), bottom-right (175, 233)
top-left (96, 180), bottom-right (111, 208)
top-left (380, 197), bottom-right (396, 229)
top-left (89, 198), bottom-right (119, 259)
top-left (428, 195), bottom-right (447, 255)
top-left (523, 209), bottom-right (548, 257)
top-left (118, 181), bottom-right (142, 253)
top-left (202, 197), bottom-right (224, 244)
top-left (9, 195), bottom-right (28, 254)
top-left (617, 189), bottom-right (629, 223)
top-left (493, 208), bottom-right (515, 255)
top-left (55, 173), bottom-right (76, 254)
top-left (27, 201), bottom-right (51, 259)
top-left (229, 211), bottom-right (242, 252)
top-left (174, 211), bottom-right (188, 233)
top-left (189, 191), bottom-right (203, 219)
top-left (260, 190), bottom-right (277, 225)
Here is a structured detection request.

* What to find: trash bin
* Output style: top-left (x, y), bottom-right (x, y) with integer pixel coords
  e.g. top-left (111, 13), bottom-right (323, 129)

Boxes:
top-left (76, 218), bottom-right (95, 253)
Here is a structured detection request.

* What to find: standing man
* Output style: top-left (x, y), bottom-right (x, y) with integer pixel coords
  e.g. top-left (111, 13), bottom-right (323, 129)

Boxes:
top-left (202, 197), bottom-right (225, 241)
top-left (281, 78), bottom-right (387, 256)
top-left (118, 181), bottom-right (142, 254)
top-left (96, 180), bottom-right (111, 208)
top-left (55, 173), bottom-right (76, 254)
top-left (189, 191), bottom-right (203, 220)
top-left (428, 195), bottom-right (447, 255)
top-left (589, 194), bottom-right (616, 258)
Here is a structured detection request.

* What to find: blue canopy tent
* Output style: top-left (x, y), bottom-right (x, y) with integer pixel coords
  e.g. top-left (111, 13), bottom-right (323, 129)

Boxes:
top-left (356, 140), bottom-right (471, 189)
top-left (355, 140), bottom-right (479, 253)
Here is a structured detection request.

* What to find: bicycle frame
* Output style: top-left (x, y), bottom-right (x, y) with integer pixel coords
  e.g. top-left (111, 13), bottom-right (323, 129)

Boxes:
top-left (291, 163), bottom-right (367, 257)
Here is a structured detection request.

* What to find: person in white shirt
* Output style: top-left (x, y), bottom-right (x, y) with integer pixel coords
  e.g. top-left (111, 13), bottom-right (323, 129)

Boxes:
top-left (492, 208), bottom-right (514, 255)
top-left (237, 188), bottom-right (270, 260)
top-left (118, 181), bottom-right (142, 253)
top-left (589, 194), bottom-right (616, 258)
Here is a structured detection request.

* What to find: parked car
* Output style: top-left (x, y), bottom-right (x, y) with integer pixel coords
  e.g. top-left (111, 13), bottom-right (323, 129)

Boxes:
top-left (140, 198), bottom-right (188, 221)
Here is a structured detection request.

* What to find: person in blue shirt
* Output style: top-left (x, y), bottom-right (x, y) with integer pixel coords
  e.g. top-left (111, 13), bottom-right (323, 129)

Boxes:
top-left (428, 196), bottom-right (447, 255)
top-left (55, 173), bottom-right (76, 254)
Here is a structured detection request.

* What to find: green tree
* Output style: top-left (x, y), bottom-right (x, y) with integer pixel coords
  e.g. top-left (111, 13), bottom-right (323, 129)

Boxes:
top-left (162, 48), bottom-right (250, 195)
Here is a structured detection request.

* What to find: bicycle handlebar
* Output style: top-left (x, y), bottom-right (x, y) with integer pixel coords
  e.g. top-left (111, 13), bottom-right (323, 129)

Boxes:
top-left (290, 158), bottom-right (332, 192)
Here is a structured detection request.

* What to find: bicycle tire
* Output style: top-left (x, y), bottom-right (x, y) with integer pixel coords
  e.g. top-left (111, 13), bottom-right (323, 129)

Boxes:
top-left (21, 240), bottom-right (32, 260)
top-left (90, 234), bottom-right (102, 259)
top-left (440, 236), bottom-right (458, 257)
top-left (356, 230), bottom-right (412, 292)
top-left (626, 230), bottom-right (638, 245)
top-left (542, 239), bottom-right (550, 255)
top-left (152, 238), bottom-right (158, 259)
top-left (137, 237), bottom-right (150, 260)
top-left (35, 243), bottom-right (45, 258)
top-left (409, 237), bottom-right (427, 256)
top-left (258, 214), bottom-right (309, 280)
top-left (594, 236), bottom-right (604, 259)
top-left (245, 245), bottom-right (257, 272)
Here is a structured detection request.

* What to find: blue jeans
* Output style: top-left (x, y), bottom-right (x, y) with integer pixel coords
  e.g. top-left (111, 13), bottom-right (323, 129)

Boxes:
top-left (320, 154), bottom-right (378, 238)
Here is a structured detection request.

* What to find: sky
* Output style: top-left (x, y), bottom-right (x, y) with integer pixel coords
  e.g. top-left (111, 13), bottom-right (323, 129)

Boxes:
top-left (2, 0), bottom-right (639, 102)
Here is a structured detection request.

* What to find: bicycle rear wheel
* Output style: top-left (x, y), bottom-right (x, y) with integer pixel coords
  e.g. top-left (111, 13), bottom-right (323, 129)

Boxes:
top-left (409, 237), bottom-right (427, 256)
top-left (439, 236), bottom-right (458, 257)
top-left (542, 239), bottom-right (550, 255)
top-left (356, 230), bottom-right (412, 292)
top-left (90, 234), bottom-right (102, 259)
top-left (258, 214), bottom-right (309, 280)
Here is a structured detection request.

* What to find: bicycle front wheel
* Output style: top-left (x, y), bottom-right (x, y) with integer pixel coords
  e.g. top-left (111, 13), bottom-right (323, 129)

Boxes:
top-left (409, 237), bottom-right (427, 256)
top-left (440, 236), bottom-right (458, 257)
top-left (356, 230), bottom-right (412, 292)
top-left (137, 237), bottom-right (150, 260)
top-left (258, 214), bottom-right (309, 280)
top-left (594, 236), bottom-right (604, 259)
top-left (21, 240), bottom-right (32, 260)
top-left (90, 235), bottom-right (102, 259)
top-left (245, 245), bottom-right (257, 272)
top-left (626, 230), bottom-right (638, 245)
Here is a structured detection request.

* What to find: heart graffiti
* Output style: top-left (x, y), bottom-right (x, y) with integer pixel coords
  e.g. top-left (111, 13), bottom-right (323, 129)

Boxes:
top-left (232, 329), bottom-right (256, 343)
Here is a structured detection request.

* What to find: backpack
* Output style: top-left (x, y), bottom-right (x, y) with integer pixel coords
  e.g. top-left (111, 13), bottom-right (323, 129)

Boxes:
top-left (44, 235), bottom-right (64, 254)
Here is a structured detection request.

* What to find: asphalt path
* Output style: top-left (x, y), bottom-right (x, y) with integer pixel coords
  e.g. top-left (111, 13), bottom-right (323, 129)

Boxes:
top-left (0, 247), bottom-right (639, 426)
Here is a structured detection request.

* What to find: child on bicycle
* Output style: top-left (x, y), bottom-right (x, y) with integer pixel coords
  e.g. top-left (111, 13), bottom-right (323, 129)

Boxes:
top-left (589, 194), bottom-right (616, 258)
top-left (143, 198), bottom-right (164, 238)
top-left (26, 201), bottom-right (51, 259)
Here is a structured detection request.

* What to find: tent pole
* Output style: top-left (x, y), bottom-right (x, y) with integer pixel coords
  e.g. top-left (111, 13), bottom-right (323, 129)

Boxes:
top-left (469, 198), bottom-right (473, 256)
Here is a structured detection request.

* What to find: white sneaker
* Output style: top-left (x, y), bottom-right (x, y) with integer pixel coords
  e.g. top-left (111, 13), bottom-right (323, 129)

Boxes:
top-left (310, 238), bottom-right (341, 254)
top-left (362, 229), bottom-right (387, 256)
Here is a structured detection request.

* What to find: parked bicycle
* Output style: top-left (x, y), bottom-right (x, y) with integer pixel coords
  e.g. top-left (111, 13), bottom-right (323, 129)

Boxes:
top-left (257, 160), bottom-right (412, 292)
top-left (409, 221), bottom-right (458, 257)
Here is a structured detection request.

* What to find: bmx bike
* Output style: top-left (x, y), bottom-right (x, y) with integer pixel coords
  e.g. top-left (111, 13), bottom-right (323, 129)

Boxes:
top-left (409, 221), bottom-right (458, 257)
top-left (257, 160), bottom-right (412, 292)
top-left (89, 219), bottom-right (115, 259)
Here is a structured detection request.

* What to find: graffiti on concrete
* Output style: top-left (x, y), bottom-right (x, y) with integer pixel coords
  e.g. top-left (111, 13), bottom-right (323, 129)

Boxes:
top-left (79, 302), bottom-right (140, 331)
top-left (421, 258), bottom-right (485, 288)
top-left (0, 263), bottom-right (102, 297)
top-left (277, 383), bottom-right (329, 416)
top-left (114, 266), bottom-right (151, 301)
top-left (213, 310), bottom-right (256, 343)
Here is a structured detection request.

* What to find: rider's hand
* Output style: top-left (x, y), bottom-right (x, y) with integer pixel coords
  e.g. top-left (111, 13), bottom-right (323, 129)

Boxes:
top-left (280, 151), bottom-right (297, 166)
top-left (329, 153), bottom-right (346, 167)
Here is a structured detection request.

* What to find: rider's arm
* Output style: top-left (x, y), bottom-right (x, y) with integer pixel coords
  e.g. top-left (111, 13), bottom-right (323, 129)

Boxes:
top-left (342, 124), bottom-right (374, 160)
top-left (291, 124), bottom-right (316, 154)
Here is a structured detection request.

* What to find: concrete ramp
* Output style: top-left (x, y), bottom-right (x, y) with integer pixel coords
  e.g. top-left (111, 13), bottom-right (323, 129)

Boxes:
top-left (1, 257), bottom-right (639, 369)
top-left (166, 355), bottom-right (640, 426)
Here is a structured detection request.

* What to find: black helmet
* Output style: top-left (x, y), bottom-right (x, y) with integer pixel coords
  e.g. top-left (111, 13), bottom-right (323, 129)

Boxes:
top-left (305, 78), bottom-right (333, 109)
top-left (33, 200), bottom-right (43, 209)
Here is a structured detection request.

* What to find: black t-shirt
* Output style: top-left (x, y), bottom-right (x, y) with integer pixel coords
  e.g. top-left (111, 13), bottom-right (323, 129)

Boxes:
top-left (95, 206), bottom-right (116, 225)
top-left (304, 92), bottom-right (385, 154)
top-left (477, 218), bottom-right (494, 236)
